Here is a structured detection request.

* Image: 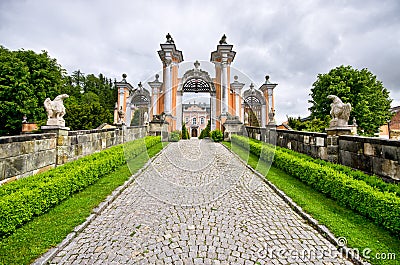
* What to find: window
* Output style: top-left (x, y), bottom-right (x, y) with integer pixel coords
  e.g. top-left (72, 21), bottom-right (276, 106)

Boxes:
top-left (185, 117), bottom-right (189, 123)
top-left (192, 117), bottom-right (197, 124)
top-left (200, 117), bottom-right (205, 124)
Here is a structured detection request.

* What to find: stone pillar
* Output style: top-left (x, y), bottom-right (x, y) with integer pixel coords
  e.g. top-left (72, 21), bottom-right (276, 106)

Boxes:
top-left (41, 127), bottom-right (70, 165)
top-left (148, 74), bottom-right (163, 118)
top-left (211, 92), bottom-right (217, 130)
top-left (221, 57), bottom-right (228, 115)
top-left (210, 36), bottom-right (236, 123)
top-left (326, 128), bottom-right (352, 163)
top-left (230, 75), bottom-right (245, 119)
top-left (164, 61), bottom-right (172, 115)
top-left (259, 75), bottom-right (277, 126)
top-left (125, 102), bottom-right (132, 126)
top-left (261, 105), bottom-right (266, 128)
top-left (176, 90), bottom-right (183, 130)
top-left (158, 35), bottom-right (184, 129)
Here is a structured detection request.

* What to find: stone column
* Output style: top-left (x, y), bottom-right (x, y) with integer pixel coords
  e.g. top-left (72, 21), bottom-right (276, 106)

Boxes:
top-left (221, 57), bottom-right (228, 115)
top-left (176, 90), bottom-right (183, 130)
top-left (326, 128), bottom-right (352, 163)
top-left (164, 61), bottom-right (172, 115)
top-left (211, 92), bottom-right (217, 130)
top-left (231, 75), bottom-right (245, 119)
top-left (125, 102), bottom-right (132, 126)
top-left (261, 105), bottom-right (266, 128)
top-left (148, 74), bottom-right (163, 117)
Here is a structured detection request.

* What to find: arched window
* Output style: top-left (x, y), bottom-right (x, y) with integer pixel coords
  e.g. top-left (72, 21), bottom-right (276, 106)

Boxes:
top-left (200, 117), bottom-right (205, 124)
top-left (192, 117), bottom-right (197, 125)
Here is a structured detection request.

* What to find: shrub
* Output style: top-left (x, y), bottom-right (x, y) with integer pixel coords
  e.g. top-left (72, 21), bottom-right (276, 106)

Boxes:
top-left (210, 129), bottom-right (223, 142)
top-left (169, 130), bottom-right (181, 142)
top-left (0, 136), bottom-right (161, 237)
top-left (181, 124), bottom-right (190, 139)
top-left (199, 120), bottom-right (211, 139)
top-left (231, 134), bottom-right (400, 236)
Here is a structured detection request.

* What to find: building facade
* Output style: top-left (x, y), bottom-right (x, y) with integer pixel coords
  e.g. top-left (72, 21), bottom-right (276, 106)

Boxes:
top-left (182, 102), bottom-right (210, 137)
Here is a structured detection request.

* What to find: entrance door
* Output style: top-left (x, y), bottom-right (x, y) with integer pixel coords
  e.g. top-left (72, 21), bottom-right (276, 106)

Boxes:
top-left (191, 128), bottom-right (198, 137)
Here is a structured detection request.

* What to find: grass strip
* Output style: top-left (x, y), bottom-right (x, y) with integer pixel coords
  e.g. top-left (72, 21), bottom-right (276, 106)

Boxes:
top-left (0, 142), bottom-right (164, 265)
top-left (223, 141), bottom-right (399, 265)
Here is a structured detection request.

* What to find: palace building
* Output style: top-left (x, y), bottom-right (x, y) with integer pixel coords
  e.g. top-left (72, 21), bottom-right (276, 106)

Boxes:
top-left (113, 34), bottom-right (277, 133)
top-left (183, 101), bottom-right (210, 137)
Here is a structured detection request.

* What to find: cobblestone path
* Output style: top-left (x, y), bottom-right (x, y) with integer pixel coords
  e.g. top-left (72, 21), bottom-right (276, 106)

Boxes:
top-left (50, 139), bottom-right (353, 265)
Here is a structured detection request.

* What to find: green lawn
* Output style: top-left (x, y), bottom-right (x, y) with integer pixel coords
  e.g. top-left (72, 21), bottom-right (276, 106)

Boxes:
top-left (0, 142), bottom-right (165, 265)
top-left (223, 141), bottom-right (399, 265)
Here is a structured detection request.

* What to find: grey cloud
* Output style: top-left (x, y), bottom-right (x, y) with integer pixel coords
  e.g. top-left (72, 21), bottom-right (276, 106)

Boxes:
top-left (1, 0), bottom-right (399, 124)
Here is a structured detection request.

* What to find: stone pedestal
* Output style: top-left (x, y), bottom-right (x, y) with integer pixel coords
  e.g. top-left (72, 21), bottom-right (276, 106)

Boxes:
top-left (46, 118), bottom-right (66, 127)
top-left (326, 127), bottom-right (352, 163)
top-left (265, 125), bottom-right (277, 145)
top-left (148, 121), bottom-right (169, 142)
top-left (223, 119), bottom-right (244, 141)
top-left (41, 125), bottom-right (70, 165)
top-left (41, 125), bottom-right (70, 135)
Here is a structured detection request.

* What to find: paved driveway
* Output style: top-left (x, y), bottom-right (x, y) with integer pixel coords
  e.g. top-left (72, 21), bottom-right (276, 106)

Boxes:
top-left (49, 139), bottom-right (352, 265)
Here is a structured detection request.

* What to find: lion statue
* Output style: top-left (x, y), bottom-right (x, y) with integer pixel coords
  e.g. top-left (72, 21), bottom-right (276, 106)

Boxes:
top-left (327, 95), bottom-right (351, 127)
top-left (44, 94), bottom-right (69, 126)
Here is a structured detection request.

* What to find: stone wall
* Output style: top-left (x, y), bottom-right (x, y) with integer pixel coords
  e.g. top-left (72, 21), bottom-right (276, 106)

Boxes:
top-left (0, 133), bottom-right (57, 184)
top-left (255, 128), bottom-right (400, 182)
top-left (276, 130), bottom-right (327, 160)
top-left (339, 135), bottom-right (400, 181)
top-left (0, 126), bottom-right (147, 185)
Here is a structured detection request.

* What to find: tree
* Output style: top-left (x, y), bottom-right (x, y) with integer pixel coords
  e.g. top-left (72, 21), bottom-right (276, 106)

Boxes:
top-left (63, 92), bottom-right (112, 130)
top-left (287, 116), bottom-right (330, 133)
top-left (309, 65), bottom-right (392, 135)
top-left (0, 46), bottom-right (63, 135)
top-left (181, 123), bottom-right (190, 139)
top-left (61, 71), bottom-right (116, 130)
top-left (199, 120), bottom-right (211, 139)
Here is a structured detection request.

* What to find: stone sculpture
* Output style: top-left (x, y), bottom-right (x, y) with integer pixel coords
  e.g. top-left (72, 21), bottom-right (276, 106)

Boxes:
top-left (117, 107), bottom-right (125, 124)
top-left (219, 34), bottom-right (227, 45)
top-left (153, 112), bottom-right (166, 122)
top-left (327, 95), bottom-right (352, 127)
top-left (166, 33), bottom-right (174, 44)
top-left (44, 94), bottom-right (69, 127)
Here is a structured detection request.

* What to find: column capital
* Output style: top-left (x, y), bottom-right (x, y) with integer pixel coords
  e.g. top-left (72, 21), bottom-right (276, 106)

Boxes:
top-left (148, 74), bottom-right (163, 94)
top-left (210, 43), bottom-right (236, 64)
top-left (230, 75), bottom-right (245, 94)
top-left (158, 37), bottom-right (184, 66)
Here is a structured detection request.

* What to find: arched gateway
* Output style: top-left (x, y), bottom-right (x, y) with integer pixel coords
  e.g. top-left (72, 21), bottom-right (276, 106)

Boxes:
top-left (114, 34), bottom-right (278, 132)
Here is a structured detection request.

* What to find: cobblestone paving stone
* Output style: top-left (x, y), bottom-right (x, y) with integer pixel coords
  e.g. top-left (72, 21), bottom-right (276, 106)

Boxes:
top-left (50, 139), bottom-right (353, 265)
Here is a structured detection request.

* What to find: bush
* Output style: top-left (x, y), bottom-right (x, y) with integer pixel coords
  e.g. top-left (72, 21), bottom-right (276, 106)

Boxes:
top-left (169, 130), bottom-right (181, 142)
top-left (199, 120), bottom-right (211, 139)
top-left (231, 135), bottom-right (400, 236)
top-left (0, 136), bottom-right (161, 237)
top-left (181, 124), bottom-right (190, 139)
top-left (210, 129), bottom-right (223, 142)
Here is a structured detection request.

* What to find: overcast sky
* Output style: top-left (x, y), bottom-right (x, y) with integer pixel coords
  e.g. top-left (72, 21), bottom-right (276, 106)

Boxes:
top-left (1, 0), bottom-right (399, 123)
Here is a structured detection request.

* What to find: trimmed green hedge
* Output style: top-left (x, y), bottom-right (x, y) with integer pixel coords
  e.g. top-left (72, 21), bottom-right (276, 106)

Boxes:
top-left (0, 136), bottom-right (161, 237)
top-left (231, 135), bottom-right (400, 236)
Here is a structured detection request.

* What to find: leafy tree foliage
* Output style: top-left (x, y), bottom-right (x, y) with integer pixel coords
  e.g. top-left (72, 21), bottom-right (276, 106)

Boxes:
top-left (62, 72), bottom-right (116, 130)
top-left (0, 46), bottom-right (63, 135)
top-left (287, 116), bottom-right (330, 133)
top-left (309, 65), bottom-right (392, 135)
top-left (0, 46), bottom-right (118, 135)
